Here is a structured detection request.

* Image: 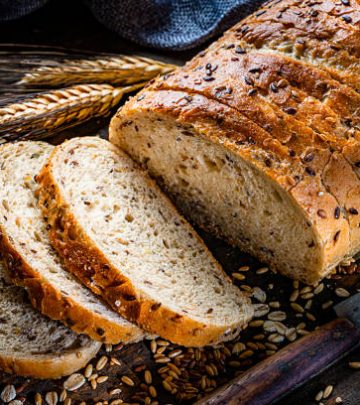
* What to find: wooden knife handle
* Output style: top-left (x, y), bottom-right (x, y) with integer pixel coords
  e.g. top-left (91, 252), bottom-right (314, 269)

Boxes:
top-left (196, 318), bottom-right (360, 405)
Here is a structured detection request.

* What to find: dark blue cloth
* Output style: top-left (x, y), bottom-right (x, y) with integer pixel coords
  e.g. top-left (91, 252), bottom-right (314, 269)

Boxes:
top-left (0, 0), bottom-right (265, 50)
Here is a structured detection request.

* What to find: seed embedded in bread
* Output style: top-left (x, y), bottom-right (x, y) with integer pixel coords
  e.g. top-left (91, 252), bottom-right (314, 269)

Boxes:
top-left (37, 137), bottom-right (253, 347)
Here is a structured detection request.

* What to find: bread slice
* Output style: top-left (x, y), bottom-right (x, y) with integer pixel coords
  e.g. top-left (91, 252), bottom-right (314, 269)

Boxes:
top-left (0, 261), bottom-right (100, 379)
top-left (37, 137), bottom-right (253, 347)
top-left (0, 141), bottom-right (144, 344)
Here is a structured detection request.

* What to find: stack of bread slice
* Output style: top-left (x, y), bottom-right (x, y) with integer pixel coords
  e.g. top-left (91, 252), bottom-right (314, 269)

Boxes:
top-left (0, 137), bottom-right (253, 378)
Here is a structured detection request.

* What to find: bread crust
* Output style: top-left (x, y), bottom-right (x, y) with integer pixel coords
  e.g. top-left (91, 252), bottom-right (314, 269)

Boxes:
top-left (107, 0), bottom-right (360, 283)
top-left (0, 231), bottom-right (144, 344)
top-left (0, 339), bottom-right (100, 379)
top-left (110, 88), bottom-right (358, 283)
top-left (37, 140), bottom-right (253, 347)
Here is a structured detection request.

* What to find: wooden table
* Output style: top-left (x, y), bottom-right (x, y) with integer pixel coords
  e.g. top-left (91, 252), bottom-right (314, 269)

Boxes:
top-left (0, 1), bottom-right (359, 404)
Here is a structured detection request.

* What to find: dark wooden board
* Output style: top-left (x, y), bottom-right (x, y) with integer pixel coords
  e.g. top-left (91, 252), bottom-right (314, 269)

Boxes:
top-left (0, 1), bottom-right (359, 404)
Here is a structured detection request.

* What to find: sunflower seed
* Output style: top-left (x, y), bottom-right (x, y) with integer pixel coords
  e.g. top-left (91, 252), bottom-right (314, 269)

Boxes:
top-left (64, 400), bottom-right (71, 405)
top-left (8, 401), bottom-right (22, 405)
top-left (1, 385), bottom-right (16, 403)
top-left (63, 373), bottom-right (86, 391)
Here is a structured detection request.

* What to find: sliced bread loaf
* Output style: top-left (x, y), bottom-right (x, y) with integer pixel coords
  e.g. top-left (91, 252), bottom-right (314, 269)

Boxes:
top-left (37, 137), bottom-right (253, 347)
top-left (0, 141), bottom-right (144, 344)
top-left (0, 261), bottom-right (101, 379)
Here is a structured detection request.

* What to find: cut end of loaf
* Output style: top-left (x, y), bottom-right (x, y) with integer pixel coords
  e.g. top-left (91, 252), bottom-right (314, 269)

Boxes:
top-left (37, 136), bottom-right (253, 347)
top-left (110, 89), bottom-right (347, 285)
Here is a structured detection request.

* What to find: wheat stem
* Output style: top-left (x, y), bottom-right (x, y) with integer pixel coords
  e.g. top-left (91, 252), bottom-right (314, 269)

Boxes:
top-left (17, 55), bottom-right (176, 87)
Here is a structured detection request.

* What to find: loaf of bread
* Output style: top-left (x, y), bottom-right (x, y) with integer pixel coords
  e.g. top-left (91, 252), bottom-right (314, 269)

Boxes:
top-left (0, 261), bottom-right (101, 378)
top-left (37, 137), bottom-right (253, 347)
top-left (110, 0), bottom-right (360, 285)
top-left (0, 141), bottom-right (144, 344)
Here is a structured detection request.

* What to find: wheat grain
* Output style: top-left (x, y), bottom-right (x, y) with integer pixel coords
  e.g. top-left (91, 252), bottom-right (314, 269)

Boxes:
top-left (0, 83), bottom-right (144, 142)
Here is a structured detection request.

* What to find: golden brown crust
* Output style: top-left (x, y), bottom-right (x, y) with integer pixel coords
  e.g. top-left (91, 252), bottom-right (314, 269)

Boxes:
top-left (0, 230), bottom-right (143, 344)
top-left (0, 340), bottom-right (100, 379)
top-left (109, 0), bottom-right (360, 283)
top-left (36, 143), bottom-right (252, 347)
top-left (111, 89), bottom-right (355, 283)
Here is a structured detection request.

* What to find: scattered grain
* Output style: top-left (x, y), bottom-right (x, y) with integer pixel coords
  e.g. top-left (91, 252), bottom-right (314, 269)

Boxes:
top-left (1, 385), bottom-right (16, 403)
top-left (63, 373), bottom-right (86, 391)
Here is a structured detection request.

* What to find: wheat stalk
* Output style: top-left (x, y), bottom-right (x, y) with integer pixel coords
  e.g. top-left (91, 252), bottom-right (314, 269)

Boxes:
top-left (0, 82), bottom-right (144, 143)
top-left (16, 55), bottom-right (176, 87)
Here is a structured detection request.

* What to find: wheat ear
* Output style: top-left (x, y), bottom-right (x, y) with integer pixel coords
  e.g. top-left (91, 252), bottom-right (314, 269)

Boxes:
top-left (17, 55), bottom-right (176, 87)
top-left (0, 83), bottom-right (144, 143)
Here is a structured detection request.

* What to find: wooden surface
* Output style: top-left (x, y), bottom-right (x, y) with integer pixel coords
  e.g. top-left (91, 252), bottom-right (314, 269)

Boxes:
top-left (0, 1), bottom-right (359, 404)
